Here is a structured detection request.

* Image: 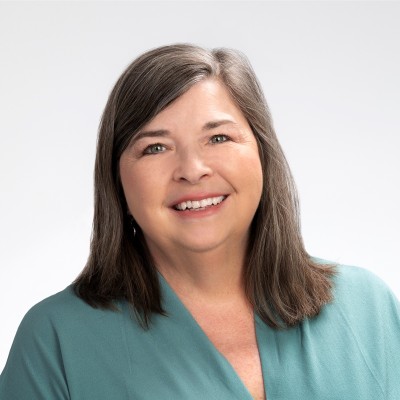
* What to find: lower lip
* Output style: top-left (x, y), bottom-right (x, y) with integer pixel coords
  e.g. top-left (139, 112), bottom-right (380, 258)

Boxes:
top-left (171, 197), bottom-right (228, 219)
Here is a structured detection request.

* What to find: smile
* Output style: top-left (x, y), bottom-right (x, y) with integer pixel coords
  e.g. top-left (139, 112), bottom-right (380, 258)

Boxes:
top-left (174, 196), bottom-right (227, 211)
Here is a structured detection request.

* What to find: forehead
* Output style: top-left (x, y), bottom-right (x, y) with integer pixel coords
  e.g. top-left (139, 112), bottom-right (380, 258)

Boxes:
top-left (141, 79), bottom-right (249, 131)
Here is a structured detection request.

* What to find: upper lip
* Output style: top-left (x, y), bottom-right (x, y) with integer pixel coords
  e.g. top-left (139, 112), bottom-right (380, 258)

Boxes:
top-left (169, 193), bottom-right (228, 208)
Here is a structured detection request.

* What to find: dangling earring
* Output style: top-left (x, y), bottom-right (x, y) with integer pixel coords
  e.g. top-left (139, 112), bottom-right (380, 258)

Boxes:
top-left (129, 216), bottom-right (137, 237)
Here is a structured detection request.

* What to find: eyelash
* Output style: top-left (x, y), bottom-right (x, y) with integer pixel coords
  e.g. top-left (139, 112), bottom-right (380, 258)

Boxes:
top-left (141, 134), bottom-right (230, 156)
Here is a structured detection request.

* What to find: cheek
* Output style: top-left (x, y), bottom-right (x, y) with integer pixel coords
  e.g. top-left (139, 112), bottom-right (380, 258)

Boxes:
top-left (235, 148), bottom-right (263, 195)
top-left (247, 162), bottom-right (263, 207)
top-left (254, 158), bottom-right (264, 195)
top-left (119, 162), bottom-right (148, 214)
top-left (119, 161), bottom-right (169, 221)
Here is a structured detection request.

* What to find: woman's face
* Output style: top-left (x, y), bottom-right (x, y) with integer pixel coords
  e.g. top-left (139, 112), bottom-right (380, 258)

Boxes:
top-left (119, 79), bottom-right (263, 256)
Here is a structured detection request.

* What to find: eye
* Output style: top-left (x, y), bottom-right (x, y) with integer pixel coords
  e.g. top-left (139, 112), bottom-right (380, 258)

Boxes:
top-left (143, 143), bottom-right (167, 155)
top-left (210, 134), bottom-right (230, 144)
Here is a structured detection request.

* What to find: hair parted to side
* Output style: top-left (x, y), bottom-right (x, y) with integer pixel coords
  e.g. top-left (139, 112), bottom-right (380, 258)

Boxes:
top-left (74, 43), bottom-right (336, 329)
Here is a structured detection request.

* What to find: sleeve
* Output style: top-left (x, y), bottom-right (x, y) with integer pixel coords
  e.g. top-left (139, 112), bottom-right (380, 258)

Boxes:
top-left (338, 266), bottom-right (400, 398)
top-left (381, 283), bottom-right (400, 398)
top-left (0, 303), bottom-right (70, 400)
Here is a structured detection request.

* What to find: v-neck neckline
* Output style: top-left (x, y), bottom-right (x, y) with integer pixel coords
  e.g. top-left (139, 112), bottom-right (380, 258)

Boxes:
top-left (158, 272), bottom-right (269, 400)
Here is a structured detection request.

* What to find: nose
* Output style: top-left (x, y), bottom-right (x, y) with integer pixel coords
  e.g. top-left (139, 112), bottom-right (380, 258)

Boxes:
top-left (172, 146), bottom-right (213, 184)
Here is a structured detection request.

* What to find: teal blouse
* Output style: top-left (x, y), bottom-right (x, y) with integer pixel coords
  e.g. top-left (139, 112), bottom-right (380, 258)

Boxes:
top-left (1, 264), bottom-right (399, 399)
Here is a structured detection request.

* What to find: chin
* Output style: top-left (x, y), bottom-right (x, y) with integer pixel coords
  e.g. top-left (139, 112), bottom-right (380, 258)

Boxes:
top-left (175, 238), bottom-right (228, 254)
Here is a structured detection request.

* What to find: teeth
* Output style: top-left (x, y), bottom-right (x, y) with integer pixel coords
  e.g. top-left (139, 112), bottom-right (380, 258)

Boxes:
top-left (175, 196), bottom-right (225, 211)
top-left (200, 198), bottom-right (212, 207)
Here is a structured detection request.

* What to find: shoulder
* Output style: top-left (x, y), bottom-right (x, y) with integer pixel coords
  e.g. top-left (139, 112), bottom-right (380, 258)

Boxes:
top-left (19, 285), bottom-right (98, 332)
top-left (310, 258), bottom-right (400, 341)
top-left (16, 285), bottom-right (122, 342)
top-left (25, 285), bottom-right (88, 316)
top-left (0, 286), bottom-right (129, 399)
top-left (332, 263), bottom-right (399, 314)
top-left (314, 261), bottom-right (400, 347)
top-left (313, 256), bottom-right (398, 308)
top-left (334, 263), bottom-right (391, 292)
top-left (331, 263), bottom-right (400, 396)
top-left (0, 287), bottom-right (84, 399)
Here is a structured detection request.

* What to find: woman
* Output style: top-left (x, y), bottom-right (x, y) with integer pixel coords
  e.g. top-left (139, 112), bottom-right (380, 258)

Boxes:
top-left (1, 44), bottom-right (399, 400)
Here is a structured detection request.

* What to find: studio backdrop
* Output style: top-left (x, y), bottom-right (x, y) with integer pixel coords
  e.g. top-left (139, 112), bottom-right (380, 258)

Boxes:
top-left (0, 1), bottom-right (399, 371)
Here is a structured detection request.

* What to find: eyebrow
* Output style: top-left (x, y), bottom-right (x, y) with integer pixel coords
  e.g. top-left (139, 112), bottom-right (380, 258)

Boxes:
top-left (133, 119), bottom-right (238, 143)
top-left (133, 129), bottom-right (170, 142)
top-left (202, 119), bottom-right (238, 130)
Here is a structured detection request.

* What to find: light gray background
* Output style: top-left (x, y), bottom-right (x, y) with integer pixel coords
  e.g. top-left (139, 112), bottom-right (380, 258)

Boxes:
top-left (1, 1), bottom-right (399, 370)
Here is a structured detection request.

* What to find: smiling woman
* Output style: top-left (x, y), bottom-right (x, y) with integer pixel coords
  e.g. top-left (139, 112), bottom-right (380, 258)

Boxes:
top-left (1, 44), bottom-right (399, 400)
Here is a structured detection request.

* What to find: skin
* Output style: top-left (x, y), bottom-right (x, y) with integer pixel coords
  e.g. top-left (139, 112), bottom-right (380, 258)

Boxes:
top-left (119, 79), bottom-right (265, 399)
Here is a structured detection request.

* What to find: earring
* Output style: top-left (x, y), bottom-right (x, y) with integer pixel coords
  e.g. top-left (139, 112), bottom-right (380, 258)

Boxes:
top-left (129, 216), bottom-right (137, 237)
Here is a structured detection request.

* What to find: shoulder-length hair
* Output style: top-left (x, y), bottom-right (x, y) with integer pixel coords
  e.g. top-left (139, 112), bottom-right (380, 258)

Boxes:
top-left (74, 43), bottom-right (335, 329)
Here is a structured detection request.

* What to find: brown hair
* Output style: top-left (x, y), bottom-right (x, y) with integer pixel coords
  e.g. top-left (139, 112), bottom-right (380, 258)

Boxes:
top-left (74, 43), bottom-right (335, 328)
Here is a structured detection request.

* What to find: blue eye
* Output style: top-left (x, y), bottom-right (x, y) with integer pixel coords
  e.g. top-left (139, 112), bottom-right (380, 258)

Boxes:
top-left (210, 134), bottom-right (229, 144)
top-left (143, 143), bottom-right (166, 155)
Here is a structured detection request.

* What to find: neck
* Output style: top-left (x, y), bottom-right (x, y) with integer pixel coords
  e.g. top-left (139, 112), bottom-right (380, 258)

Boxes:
top-left (148, 239), bottom-right (248, 302)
